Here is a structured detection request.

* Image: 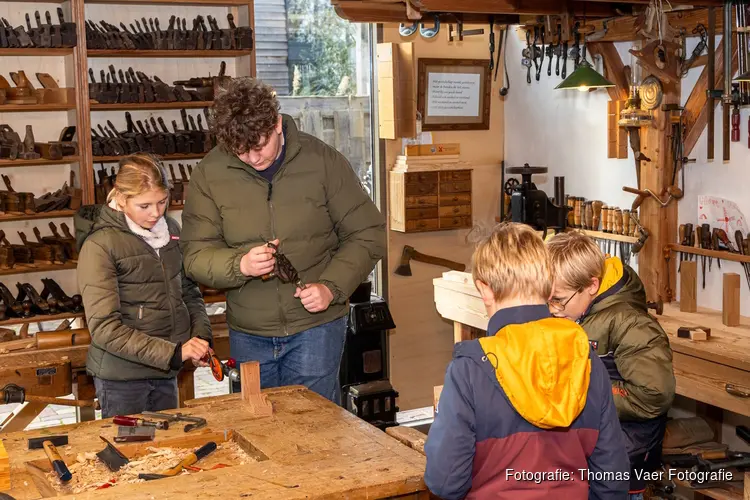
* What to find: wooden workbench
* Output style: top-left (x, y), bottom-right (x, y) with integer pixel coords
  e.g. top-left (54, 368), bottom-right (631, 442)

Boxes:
top-left (433, 271), bottom-right (750, 500)
top-left (0, 323), bottom-right (230, 433)
top-left (0, 386), bottom-right (427, 499)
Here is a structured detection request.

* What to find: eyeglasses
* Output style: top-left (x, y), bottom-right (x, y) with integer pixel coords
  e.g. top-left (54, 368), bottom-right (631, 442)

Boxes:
top-left (548, 289), bottom-right (582, 312)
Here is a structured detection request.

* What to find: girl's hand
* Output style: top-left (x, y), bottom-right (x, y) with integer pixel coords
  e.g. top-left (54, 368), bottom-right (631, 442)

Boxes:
top-left (182, 337), bottom-right (210, 366)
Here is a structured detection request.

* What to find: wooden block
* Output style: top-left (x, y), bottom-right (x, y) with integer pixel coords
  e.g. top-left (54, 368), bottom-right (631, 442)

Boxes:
top-left (240, 361), bottom-right (273, 418)
top-left (722, 273), bottom-right (741, 327)
top-left (677, 326), bottom-right (711, 341)
top-left (433, 385), bottom-right (443, 412)
top-left (615, 100), bottom-right (629, 159)
top-left (376, 42), bottom-right (415, 140)
top-left (0, 439), bottom-right (8, 492)
top-left (385, 426), bottom-right (427, 455)
top-left (680, 261), bottom-right (698, 313)
top-left (607, 101), bottom-right (617, 158)
top-left (405, 143), bottom-right (461, 157)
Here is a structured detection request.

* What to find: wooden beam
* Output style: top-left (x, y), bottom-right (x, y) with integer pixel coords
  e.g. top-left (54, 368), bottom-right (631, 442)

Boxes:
top-left (586, 8), bottom-right (727, 43)
top-left (0, 401), bottom-right (46, 434)
top-left (588, 42), bottom-right (630, 100)
top-left (639, 79), bottom-right (679, 303)
top-left (683, 38), bottom-right (738, 157)
top-left (418, 0), bottom-right (620, 16)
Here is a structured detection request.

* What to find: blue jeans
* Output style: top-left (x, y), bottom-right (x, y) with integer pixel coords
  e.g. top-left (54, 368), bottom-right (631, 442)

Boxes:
top-left (229, 316), bottom-right (348, 404)
top-left (629, 494), bottom-right (644, 500)
top-left (94, 377), bottom-right (178, 418)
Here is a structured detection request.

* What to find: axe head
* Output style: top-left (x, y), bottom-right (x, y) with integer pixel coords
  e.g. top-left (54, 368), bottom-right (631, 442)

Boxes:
top-left (394, 245), bottom-right (415, 276)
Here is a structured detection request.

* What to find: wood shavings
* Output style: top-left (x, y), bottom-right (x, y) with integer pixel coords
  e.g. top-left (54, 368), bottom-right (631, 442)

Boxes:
top-left (44, 441), bottom-right (256, 494)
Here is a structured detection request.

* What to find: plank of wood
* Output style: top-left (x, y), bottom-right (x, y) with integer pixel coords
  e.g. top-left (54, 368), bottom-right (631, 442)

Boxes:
top-left (684, 38), bottom-right (738, 157)
top-left (0, 401), bottom-right (46, 434)
top-left (723, 273), bottom-right (741, 327)
top-left (240, 361), bottom-right (273, 417)
top-left (386, 426), bottom-right (427, 455)
top-left (681, 261), bottom-right (698, 312)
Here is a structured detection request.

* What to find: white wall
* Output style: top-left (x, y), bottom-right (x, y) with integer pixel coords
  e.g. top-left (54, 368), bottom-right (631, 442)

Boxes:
top-left (504, 30), bottom-right (750, 314)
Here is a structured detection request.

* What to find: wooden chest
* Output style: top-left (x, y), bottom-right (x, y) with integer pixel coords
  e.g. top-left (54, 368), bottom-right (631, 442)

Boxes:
top-left (388, 169), bottom-right (472, 232)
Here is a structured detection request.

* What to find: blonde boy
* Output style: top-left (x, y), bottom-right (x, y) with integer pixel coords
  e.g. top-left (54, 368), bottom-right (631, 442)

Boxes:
top-left (547, 231), bottom-right (675, 499)
top-left (424, 223), bottom-right (628, 500)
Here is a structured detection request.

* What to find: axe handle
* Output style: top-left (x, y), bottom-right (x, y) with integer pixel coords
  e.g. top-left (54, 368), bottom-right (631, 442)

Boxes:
top-left (411, 251), bottom-right (466, 272)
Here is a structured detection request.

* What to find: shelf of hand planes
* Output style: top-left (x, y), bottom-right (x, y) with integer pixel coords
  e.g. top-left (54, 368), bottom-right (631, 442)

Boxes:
top-left (84, 2), bottom-right (254, 57)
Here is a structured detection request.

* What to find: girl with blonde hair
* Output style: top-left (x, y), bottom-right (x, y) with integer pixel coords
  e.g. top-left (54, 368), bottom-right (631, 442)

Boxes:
top-left (75, 154), bottom-right (212, 417)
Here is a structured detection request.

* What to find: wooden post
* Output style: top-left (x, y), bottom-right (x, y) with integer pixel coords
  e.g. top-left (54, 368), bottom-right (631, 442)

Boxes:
top-left (240, 361), bottom-right (273, 417)
top-left (680, 261), bottom-right (698, 313)
top-left (177, 366), bottom-right (196, 409)
top-left (722, 273), bottom-right (740, 327)
top-left (639, 79), bottom-right (679, 302)
top-left (73, 372), bottom-right (96, 422)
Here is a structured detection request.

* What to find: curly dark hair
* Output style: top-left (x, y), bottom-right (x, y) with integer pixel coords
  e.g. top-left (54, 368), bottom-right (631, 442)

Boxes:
top-left (209, 77), bottom-right (280, 154)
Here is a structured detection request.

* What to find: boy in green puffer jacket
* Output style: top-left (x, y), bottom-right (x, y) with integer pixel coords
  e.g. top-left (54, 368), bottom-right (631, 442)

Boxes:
top-left (546, 231), bottom-right (675, 500)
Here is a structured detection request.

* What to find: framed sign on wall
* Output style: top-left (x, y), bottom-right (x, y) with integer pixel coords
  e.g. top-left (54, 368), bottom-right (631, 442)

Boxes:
top-left (417, 58), bottom-right (492, 131)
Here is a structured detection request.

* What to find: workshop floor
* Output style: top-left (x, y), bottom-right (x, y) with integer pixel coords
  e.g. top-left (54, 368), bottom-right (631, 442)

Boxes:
top-left (0, 368), bottom-right (230, 430)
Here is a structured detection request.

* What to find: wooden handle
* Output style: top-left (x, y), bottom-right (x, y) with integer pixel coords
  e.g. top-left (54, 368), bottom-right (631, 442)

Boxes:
top-left (584, 203), bottom-right (593, 230)
top-left (27, 393), bottom-right (97, 408)
top-left (679, 224), bottom-right (686, 245)
top-left (725, 384), bottom-right (750, 398)
top-left (615, 209), bottom-right (623, 234)
top-left (412, 251), bottom-right (466, 272)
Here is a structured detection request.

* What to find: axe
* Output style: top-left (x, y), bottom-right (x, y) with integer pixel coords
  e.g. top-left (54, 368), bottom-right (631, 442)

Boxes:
top-left (394, 245), bottom-right (465, 277)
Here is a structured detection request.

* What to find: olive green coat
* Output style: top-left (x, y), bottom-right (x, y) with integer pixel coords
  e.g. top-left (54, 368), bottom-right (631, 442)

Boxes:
top-left (180, 114), bottom-right (386, 337)
top-left (75, 205), bottom-right (212, 380)
top-left (581, 257), bottom-right (676, 421)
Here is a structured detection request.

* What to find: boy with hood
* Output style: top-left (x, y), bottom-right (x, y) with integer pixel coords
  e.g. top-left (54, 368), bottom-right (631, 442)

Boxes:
top-left (546, 231), bottom-right (675, 499)
top-left (424, 223), bottom-right (629, 500)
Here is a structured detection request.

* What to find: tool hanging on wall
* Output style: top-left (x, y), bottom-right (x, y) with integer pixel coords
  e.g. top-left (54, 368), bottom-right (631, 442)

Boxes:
top-left (536, 25), bottom-right (545, 81)
top-left (523, 29), bottom-right (533, 84)
top-left (497, 25), bottom-right (510, 96)
top-left (447, 14), bottom-right (484, 43)
top-left (663, 104), bottom-right (695, 195)
top-left (680, 24), bottom-right (707, 77)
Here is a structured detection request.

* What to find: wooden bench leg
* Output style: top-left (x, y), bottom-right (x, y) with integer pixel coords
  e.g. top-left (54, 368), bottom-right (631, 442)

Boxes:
top-left (0, 401), bottom-right (46, 434)
top-left (74, 372), bottom-right (96, 422)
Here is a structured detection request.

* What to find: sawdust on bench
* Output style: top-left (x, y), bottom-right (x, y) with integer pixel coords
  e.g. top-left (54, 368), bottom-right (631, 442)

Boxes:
top-left (46, 440), bottom-right (254, 494)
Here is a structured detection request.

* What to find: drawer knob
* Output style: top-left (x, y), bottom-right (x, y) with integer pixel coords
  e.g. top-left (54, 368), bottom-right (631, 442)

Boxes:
top-left (418, 222), bottom-right (426, 228)
top-left (452, 197), bottom-right (459, 202)
top-left (725, 383), bottom-right (750, 398)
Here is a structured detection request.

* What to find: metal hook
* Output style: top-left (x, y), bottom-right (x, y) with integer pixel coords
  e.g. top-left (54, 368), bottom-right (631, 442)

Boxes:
top-left (420, 14), bottom-right (440, 39)
top-left (399, 22), bottom-right (418, 37)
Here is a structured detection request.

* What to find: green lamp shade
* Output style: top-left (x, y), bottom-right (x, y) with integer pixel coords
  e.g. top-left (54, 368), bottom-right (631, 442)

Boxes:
top-left (736, 70), bottom-right (750, 82)
top-left (555, 61), bottom-right (615, 91)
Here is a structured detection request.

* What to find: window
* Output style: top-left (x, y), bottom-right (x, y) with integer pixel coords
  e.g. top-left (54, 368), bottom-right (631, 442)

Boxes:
top-left (255, 1), bottom-right (379, 292)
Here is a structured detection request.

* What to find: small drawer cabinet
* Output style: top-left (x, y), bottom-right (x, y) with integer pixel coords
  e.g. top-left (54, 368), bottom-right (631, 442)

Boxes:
top-left (388, 169), bottom-right (472, 232)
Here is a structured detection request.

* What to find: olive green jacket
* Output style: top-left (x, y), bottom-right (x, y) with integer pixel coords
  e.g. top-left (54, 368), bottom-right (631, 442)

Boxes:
top-left (580, 257), bottom-right (676, 421)
top-left (75, 205), bottom-right (212, 380)
top-left (180, 114), bottom-right (386, 336)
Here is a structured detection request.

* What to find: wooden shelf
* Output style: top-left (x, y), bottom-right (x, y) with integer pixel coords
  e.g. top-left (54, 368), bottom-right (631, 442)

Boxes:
top-left (577, 229), bottom-right (638, 244)
top-left (0, 311), bottom-right (84, 328)
top-left (0, 103), bottom-right (76, 112)
top-left (0, 261), bottom-right (76, 277)
top-left (94, 153), bottom-right (205, 162)
top-left (91, 101), bottom-right (213, 111)
top-left (86, 0), bottom-right (250, 4)
top-left (666, 244), bottom-right (750, 264)
top-left (87, 49), bottom-right (253, 58)
top-left (0, 157), bottom-right (80, 168)
top-left (495, 219), bottom-right (639, 244)
top-left (0, 210), bottom-right (75, 223)
top-left (0, 48), bottom-right (74, 56)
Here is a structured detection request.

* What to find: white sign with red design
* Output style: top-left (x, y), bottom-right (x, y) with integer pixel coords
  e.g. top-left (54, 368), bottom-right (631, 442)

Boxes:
top-left (698, 196), bottom-right (747, 236)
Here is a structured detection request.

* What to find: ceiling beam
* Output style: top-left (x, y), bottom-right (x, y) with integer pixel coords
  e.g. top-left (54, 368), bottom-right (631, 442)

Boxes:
top-left (417, 0), bottom-right (620, 17)
top-left (584, 7), bottom-right (727, 42)
top-left (588, 42), bottom-right (630, 101)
